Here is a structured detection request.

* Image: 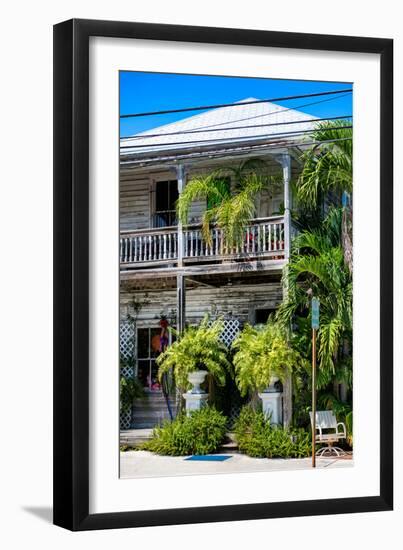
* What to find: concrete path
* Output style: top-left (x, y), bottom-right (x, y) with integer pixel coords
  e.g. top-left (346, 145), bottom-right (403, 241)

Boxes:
top-left (120, 450), bottom-right (353, 479)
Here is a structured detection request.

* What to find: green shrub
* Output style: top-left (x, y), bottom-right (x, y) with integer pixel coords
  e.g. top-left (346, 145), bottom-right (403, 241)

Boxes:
top-left (141, 406), bottom-right (227, 456)
top-left (120, 376), bottom-right (144, 413)
top-left (234, 406), bottom-right (311, 458)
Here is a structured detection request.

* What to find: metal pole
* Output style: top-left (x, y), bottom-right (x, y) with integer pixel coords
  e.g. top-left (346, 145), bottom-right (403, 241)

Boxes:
top-left (312, 327), bottom-right (317, 468)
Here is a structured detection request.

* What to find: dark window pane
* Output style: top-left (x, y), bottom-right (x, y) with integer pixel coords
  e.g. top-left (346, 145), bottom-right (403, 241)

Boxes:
top-left (137, 328), bottom-right (149, 358)
top-left (150, 328), bottom-right (162, 357)
top-left (255, 309), bottom-right (276, 324)
top-left (155, 181), bottom-right (169, 211)
top-left (137, 360), bottom-right (150, 388)
top-left (168, 181), bottom-right (179, 210)
top-left (150, 361), bottom-right (161, 391)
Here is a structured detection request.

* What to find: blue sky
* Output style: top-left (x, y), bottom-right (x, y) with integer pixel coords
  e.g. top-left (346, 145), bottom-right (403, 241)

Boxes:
top-left (120, 72), bottom-right (352, 138)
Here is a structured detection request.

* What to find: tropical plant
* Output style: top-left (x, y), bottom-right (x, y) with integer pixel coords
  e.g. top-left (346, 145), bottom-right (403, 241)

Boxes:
top-left (119, 375), bottom-right (144, 413)
top-left (176, 158), bottom-right (281, 252)
top-left (296, 120), bottom-right (352, 207)
top-left (277, 207), bottom-right (352, 390)
top-left (232, 319), bottom-right (308, 397)
top-left (234, 405), bottom-right (311, 458)
top-left (156, 315), bottom-right (231, 393)
top-left (141, 406), bottom-right (227, 456)
top-left (296, 120), bottom-right (353, 273)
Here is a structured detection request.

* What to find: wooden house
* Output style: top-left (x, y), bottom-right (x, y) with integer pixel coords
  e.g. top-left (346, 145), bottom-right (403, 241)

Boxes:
top-left (119, 98), bottom-right (317, 429)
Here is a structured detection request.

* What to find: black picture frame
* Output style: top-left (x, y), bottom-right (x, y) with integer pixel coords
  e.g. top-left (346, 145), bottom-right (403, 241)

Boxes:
top-left (53, 18), bottom-right (393, 531)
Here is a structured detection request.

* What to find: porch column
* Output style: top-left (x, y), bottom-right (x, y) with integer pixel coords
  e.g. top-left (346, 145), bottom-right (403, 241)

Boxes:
top-left (177, 273), bottom-right (186, 335)
top-left (176, 163), bottom-right (186, 267)
top-left (279, 152), bottom-right (293, 428)
top-left (281, 152), bottom-right (291, 261)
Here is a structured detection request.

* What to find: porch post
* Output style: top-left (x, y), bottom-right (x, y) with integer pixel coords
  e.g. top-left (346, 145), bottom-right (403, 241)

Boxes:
top-left (176, 163), bottom-right (186, 267)
top-left (281, 152), bottom-right (291, 261)
top-left (177, 273), bottom-right (186, 335)
top-left (176, 163), bottom-right (186, 335)
top-left (280, 152), bottom-right (293, 428)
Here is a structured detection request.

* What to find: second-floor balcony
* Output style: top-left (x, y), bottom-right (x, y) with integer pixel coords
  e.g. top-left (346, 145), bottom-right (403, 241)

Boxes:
top-left (120, 215), bottom-right (286, 271)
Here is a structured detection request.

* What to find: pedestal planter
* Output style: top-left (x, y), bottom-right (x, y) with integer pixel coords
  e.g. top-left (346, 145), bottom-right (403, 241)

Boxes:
top-left (184, 370), bottom-right (209, 415)
top-left (187, 370), bottom-right (208, 394)
top-left (259, 380), bottom-right (283, 426)
top-left (183, 392), bottom-right (209, 415)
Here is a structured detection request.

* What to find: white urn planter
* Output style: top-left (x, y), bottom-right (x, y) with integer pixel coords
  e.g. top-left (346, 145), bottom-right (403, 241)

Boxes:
top-left (187, 370), bottom-right (208, 394)
top-left (258, 376), bottom-right (283, 425)
top-left (183, 370), bottom-right (209, 415)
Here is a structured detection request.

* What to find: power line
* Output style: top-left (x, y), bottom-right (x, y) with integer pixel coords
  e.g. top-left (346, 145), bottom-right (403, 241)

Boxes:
top-left (155, 92), bottom-right (352, 136)
top-left (120, 125), bottom-right (352, 150)
top-left (120, 88), bottom-right (353, 119)
top-left (120, 115), bottom-right (352, 141)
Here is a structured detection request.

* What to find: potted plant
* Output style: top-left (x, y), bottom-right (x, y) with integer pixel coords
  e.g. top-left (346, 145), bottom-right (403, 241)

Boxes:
top-left (156, 315), bottom-right (231, 397)
top-left (232, 319), bottom-right (308, 400)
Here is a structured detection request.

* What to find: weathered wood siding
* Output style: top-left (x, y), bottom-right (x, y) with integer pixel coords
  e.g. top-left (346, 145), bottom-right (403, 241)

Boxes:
top-left (120, 171), bottom-right (150, 231)
top-left (120, 282), bottom-right (283, 326)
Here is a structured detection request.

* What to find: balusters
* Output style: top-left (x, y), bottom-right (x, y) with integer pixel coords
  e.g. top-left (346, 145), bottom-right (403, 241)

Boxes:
top-left (124, 238), bottom-right (129, 262)
top-left (273, 224), bottom-right (278, 251)
top-left (190, 231), bottom-right (194, 257)
top-left (120, 217), bottom-right (286, 266)
top-left (257, 224), bottom-right (261, 254)
top-left (135, 237), bottom-right (138, 261)
top-left (252, 225), bottom-right (256, 254)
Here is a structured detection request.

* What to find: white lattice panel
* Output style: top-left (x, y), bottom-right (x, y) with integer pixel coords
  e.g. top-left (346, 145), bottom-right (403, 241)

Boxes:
top-left (120, 410), bottom-right (131, 431)
top-left (219, 317), bottom-right (241, 347)
top-left (120, 321), bottom-right (134, 361)
top-left (120, 321), bottom-right (135, 430)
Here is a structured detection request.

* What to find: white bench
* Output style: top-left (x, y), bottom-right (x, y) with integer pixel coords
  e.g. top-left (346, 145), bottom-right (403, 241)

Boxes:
top-left (310, 410), bottom-right (347, 456)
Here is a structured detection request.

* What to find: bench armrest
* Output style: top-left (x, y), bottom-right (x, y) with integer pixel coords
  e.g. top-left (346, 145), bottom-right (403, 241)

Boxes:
top-left (337, 422), bottom-right (347, 437)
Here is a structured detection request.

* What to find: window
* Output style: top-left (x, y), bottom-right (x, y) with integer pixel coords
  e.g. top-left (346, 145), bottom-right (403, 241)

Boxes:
top-left (153, 180), bottom-right (179, 227)
top-left (255, 308), bottom-right (276, 324)
top-left (136, 327), bottom-right (176, 391)
top-left (136, 327), bottom-right (162, 391)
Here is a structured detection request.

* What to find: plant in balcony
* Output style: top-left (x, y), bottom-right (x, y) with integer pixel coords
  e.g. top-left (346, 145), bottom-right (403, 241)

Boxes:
top-left (156, 315), bottom-right (231, 396)
top-left (232, 319), bottom-right (308, 400)
top-left (176, 158), bottom-right (281, 254)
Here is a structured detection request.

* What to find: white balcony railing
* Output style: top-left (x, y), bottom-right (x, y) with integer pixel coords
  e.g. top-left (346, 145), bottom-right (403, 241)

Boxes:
top-left (120, 216), bottom-right (285, 267)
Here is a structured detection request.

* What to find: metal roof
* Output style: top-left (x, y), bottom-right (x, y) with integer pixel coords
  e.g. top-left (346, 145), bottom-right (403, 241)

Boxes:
top-left (120, 98), bottom-right (318, 157)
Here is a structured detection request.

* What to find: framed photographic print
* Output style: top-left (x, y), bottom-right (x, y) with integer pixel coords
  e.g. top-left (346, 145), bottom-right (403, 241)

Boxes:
top-left (53, 19), bottom-right (393, 530)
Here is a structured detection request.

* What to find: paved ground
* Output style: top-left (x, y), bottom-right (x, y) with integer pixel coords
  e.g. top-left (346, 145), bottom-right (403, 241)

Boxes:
top-left (120, 450), bottom-right (353, 479)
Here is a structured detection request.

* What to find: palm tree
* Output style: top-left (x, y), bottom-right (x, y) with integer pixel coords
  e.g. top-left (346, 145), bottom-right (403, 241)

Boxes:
top-left (176, 158), bottom-right (281, 253)
top-left (296, 119), bottom-right (353, 273)
top-left (296, 120), bottom-right (352, 206)
top-left (277, 207), bottom-right (352, 391)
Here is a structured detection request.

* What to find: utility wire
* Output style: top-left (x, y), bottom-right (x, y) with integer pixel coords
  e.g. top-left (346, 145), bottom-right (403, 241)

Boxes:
top-left (144, 92), bottom-right (351, 136)
top-left (120, 125), bottom-right (352, 149)
top-left (120, 88), bottom-right (352, 119)
top-left (120, 114), bottom-right (352, 141)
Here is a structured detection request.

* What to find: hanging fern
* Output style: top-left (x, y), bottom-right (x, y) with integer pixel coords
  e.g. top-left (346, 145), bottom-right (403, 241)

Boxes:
top-left (156, 315), bottom-right (231, 393)
top-left (232, 320), bottom-right (308, 396)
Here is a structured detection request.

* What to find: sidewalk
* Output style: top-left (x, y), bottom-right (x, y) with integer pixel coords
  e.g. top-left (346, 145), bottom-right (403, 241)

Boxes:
top-left (120, 449), bottom-right (353, 479)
